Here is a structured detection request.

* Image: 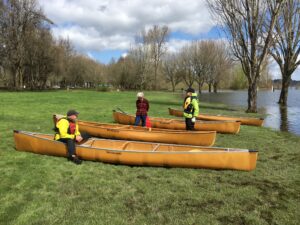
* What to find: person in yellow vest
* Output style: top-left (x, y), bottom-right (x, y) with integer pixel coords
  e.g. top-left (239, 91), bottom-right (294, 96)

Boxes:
top-left (183, 87), bottom-right (199, 130)
top-left (54, 109), bottom-right (89, 165)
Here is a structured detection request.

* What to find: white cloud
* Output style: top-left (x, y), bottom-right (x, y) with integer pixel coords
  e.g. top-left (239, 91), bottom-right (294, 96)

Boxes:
top-left (40, 0), bottom-right (213, 53)
top-left (166, 39), bottom-right (191, 52)
top-left (269, 58), bottom-right (300, 81)
top-left (51, 26), bottom-right (131, 51)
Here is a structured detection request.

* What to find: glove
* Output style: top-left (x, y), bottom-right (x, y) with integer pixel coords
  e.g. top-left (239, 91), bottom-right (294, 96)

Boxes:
top-left (191, 117), bottom-right (196, 123)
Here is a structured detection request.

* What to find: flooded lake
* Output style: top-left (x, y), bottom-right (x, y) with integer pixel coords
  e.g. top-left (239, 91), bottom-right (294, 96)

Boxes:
top-left (199, 88), bottom-right (300, 136)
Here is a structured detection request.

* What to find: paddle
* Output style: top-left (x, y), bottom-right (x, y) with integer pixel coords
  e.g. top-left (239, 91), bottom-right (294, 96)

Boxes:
top-left (116, 107), bottom-right (128, 114)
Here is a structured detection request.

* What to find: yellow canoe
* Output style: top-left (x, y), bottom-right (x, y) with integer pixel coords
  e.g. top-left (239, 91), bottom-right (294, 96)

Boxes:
top-left (113, 110), bottom-right (241, 134)
top-left (77, 119), bottom-right (216, 146)
top-left (13, 130), bottom-right (258, 171)
top-left (168, 108), bottom-right (264, 126)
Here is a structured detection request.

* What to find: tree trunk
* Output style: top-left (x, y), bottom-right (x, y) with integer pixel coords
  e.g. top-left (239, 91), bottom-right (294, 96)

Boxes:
top-left (279, 105), bottom-right (288, 131)
top-left (13, 71), bottom-right (18, 89)
top-left (171, 81), bottom-right (175, 92)
top-left (19, 72), bottom-right (23, 89)
top-left (198, 83), bottom-right (202, 94)
top-left (17, 67), bottom-right (23, 90)
top-left (278, 75), bottom-right (291, 105)
top-left (213, 83), bottom-right (218, 93)
top-left (208, 83), bottom-right (212, 92)
top-left (153, 67), bottom-right (157, 90)
top-left (246, 81), bottom-right (258, 113)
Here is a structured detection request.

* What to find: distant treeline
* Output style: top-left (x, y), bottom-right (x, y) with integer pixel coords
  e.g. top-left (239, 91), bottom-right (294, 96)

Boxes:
top-left (273, 79), bottom-right (300, 87)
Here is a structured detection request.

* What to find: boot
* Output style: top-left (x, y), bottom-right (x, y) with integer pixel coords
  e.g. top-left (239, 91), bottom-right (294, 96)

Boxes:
top-left (68, 155), bottom-right (82, 165)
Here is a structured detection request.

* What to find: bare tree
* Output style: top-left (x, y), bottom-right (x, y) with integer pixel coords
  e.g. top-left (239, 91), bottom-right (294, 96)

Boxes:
top-left (258, 56), bottom-right (272, 89)
top-left (270, 0), bottom-right (300, 105)
top-left (0, 0), bottom-right (53, 89)
top-left (207, 0), bottom-right (284, 112)
top-left (145, 25), bottom-right (170, 90)
top-left (24, 28), bottom-right (55, 89)
top-left (129, 44), bottom-right (151, 90)
top-left (162, 53), bottom-right (182, 92)
top-left (55, 37), bottom-right (76, 88)
top-left (191, 41), bottom-right (207, 93)
top-left (178, 45), bottom-right (196, 88)
top-left (211, 41), bottom-right (232, 93)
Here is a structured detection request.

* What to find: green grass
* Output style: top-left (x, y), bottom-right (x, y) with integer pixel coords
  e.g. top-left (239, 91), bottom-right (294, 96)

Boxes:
top-left (0, 90), bottom-right (299, 225)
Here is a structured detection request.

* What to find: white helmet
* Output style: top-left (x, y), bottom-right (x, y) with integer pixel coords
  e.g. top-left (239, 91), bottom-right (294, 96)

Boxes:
top-left (137, 92), bottom-right (144, 98)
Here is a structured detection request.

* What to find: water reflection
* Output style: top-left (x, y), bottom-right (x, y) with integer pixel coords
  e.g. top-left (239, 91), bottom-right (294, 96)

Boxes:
top-left (264, 105), bottom-right (289, 132)
top-left (200, 89), bottom-right (300, 136)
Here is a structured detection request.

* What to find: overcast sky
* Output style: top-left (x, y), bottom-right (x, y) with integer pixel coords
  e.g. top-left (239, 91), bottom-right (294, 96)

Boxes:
top-left (39, 0), bottom-right (300, 80)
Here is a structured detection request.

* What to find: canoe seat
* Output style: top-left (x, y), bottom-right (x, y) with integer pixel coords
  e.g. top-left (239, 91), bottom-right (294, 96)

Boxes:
top-left (80, 139), bottom-right (95, 148)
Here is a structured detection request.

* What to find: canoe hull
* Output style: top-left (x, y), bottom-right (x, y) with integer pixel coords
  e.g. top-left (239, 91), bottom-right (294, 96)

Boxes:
top-left (168, 108), bottom-right (264, 126)
top-left (78, 121), bottom-right (216, 146)
top-left (113, 111), bottom-right (241, 134)
top-left (14, 131), bottom-right (258, 171)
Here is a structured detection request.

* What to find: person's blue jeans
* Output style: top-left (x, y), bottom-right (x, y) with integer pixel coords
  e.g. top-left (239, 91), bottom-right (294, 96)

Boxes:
top-left (58, 132), bottom-right (91, 157)
top-left (135, 115), bottom-right (147, 126)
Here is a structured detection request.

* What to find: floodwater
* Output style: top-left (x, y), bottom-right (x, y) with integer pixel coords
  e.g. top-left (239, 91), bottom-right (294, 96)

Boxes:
top-left (199, 88), bottom-right (300, 136)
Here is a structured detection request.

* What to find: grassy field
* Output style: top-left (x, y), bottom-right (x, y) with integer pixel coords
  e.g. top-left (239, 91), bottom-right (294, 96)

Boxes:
top-left (0, 90), bottom-right (299, 225)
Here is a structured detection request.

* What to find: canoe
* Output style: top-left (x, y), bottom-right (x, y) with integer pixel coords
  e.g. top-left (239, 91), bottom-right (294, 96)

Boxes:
top-left (13, 130), bottom-right (258, 171)
top-left (113, 110), bottom-right (241, 134)
top-left (53, 115), bottom-right (216, 146)
top-left (77, 119), bottom-right (216, 146)
top-left (168, 108), bottom-right (264, 126)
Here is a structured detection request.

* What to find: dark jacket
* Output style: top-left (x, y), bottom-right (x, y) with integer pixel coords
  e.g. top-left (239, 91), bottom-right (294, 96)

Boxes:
top-left (136, 98), bottom-right (149, 116)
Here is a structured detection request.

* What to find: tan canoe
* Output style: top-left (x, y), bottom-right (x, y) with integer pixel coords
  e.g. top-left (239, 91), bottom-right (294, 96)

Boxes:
top-left (77, 119), bottom-right (216, 146)
top-left (14, 130), bottom-right (258, 171)
top-left (168, 108), bottom-right (264, 126)
top-left (113, 110), bottom-right (241, 134)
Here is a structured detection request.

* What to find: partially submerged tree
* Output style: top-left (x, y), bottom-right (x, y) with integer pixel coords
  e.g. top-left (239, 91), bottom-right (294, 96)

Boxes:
top-left (270, 0), bottom-right (300, 105)
top-left (207, 0), bottom-right (284, 112)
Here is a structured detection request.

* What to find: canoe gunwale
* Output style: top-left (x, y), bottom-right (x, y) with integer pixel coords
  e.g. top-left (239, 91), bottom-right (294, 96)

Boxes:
top-left (113, 110), bottom-right (241, 134)
top-left (15, 131), bottom-right (257, 154)
top-left (79, 121), bottom-right (216, 135)
top-left (168, 108), bottom-right (264, 126)
top-left (113, 110), bottom-right (239, 124)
